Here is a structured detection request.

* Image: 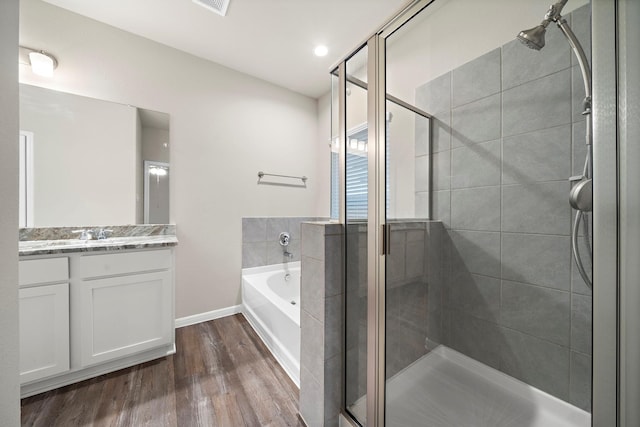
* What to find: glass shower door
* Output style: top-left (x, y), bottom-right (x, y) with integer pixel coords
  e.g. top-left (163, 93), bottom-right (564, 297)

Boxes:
top-left (382, 100), bottom-right (436, 425)
top-left (380, 1), bottom-right (594, 425)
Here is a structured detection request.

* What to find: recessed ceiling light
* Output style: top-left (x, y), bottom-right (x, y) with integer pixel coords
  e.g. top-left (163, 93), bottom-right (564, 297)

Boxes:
top-left (314, 45), bottom-right (328, 57)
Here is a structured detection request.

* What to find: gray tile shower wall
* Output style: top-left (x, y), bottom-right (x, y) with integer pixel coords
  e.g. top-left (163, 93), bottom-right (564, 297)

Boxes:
top-left (414, 5), bottom-right (592, 411)
top-left (299, 222), bottom-right (344, 427)
top-left (386, 221), bottom-right (432, 379)
top-left (344, 220), bottom-right (446, 407)
top-left (344, 223), bottom-right (368, 408)
top-left (241, 217), bottom-right (326, 268)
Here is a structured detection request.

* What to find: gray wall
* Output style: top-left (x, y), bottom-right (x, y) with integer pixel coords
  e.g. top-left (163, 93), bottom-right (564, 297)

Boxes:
top-left (414, 5), bottom-right (592, 411)
top-left (344, 223), bottom-right (367, 408)
top-left (241, 217), bottom-right (326, 268)
top-left (142, 126), bottom-right (170, 164)
top-left (0, 0), bottom-right (20, 423)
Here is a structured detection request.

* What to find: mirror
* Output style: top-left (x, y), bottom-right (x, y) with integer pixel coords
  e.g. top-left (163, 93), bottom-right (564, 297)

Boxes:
top-left (18, 84), bottom-right (170, 227)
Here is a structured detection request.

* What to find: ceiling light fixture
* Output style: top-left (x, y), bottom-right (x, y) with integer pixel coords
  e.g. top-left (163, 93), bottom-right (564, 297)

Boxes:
top-left (314, 45), bottom-right (328, 57)
top-left (19, 46), bottom-right (58, 77)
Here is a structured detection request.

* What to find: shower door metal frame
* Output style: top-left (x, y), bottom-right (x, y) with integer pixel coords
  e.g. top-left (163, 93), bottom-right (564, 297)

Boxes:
top-left (365, 33), bottom-right (386, 427)
top-left (616, 1), bottom-right (640, 425)
top-left (590, 0), bottom-right (640, 425)
top-left (363, 2), bottom-right (439, 425)
top-left (591, 0), bottom-right (619, 425)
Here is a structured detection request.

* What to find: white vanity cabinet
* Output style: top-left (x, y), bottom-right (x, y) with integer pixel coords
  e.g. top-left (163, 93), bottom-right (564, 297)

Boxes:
top-left (18, 258), bottom-right (70, 384)
top-left (20, 246), bottom-right (176, 398)
top-left (73, 249), bottom-right (173, 367)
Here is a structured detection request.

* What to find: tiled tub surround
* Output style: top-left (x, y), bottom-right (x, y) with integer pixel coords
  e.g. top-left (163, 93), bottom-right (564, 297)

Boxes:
top-left (299, 222), bottom-right (344, 427)
top-left (19, 224), bottom-right (177, 255)
top-left (345, 220), bottom-right (446, 411)
top-left (242, 217), bottom-right (327, 268)
top-left (414, 5), bottom-right (592, 411)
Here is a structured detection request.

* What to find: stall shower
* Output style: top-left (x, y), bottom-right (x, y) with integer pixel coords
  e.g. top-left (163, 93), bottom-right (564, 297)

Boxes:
top-left (338, 1), bottom-right (594, 426)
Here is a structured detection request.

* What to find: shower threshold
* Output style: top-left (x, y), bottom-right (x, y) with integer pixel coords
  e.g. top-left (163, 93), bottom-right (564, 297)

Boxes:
top-left (349, 345), bottom-right (590, 427)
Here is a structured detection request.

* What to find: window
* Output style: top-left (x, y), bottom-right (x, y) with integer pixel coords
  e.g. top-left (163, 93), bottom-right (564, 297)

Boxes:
top-left (330, 121), bottom-right (390, 221)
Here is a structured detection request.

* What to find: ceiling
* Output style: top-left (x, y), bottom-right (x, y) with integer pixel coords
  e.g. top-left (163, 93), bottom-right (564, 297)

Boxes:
top-left (42, 0), bottom-right (410, 99)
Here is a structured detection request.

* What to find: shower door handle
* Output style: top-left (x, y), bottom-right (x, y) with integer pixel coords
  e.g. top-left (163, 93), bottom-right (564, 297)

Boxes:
top-left (381, 224), bottom-right (391, 255)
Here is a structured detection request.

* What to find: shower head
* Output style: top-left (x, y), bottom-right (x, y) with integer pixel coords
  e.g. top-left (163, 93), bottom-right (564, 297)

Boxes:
top-left (517, 25), bottom-right (547, 50)
top-left (517, 0), bottom-right (568, 50)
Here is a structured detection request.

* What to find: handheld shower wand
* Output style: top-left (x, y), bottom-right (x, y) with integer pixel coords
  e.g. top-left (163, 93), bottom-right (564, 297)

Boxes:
top-left (517, 1), bottom-right (593, 289)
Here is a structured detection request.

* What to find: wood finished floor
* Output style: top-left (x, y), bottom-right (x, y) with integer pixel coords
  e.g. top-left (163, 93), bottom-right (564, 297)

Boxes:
top-left (21, 314), bottom-right (305, 427)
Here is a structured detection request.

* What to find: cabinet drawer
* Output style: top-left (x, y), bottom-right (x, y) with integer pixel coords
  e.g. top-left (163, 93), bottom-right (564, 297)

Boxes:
top-left (19, 257), bottom-right (69, 287)
top-left (75, 249), bottom-right (171, 279)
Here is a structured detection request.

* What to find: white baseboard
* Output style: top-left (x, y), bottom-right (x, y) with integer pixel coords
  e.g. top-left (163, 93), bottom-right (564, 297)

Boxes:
top-left (174, 305), bottom-right (242, 328)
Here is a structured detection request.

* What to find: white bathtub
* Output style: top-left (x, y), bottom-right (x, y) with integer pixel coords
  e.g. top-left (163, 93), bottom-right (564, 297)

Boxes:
top-left (242, 262), bottom-right (300, 386)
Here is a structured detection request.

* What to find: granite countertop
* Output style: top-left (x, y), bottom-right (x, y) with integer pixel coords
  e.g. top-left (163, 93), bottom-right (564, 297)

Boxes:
top-left (19, 224), bottom-right (178, 256)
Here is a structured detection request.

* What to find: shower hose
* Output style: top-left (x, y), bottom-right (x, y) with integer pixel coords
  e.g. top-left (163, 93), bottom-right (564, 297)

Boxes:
top-left (557, 18), bottom-right (593, 290)
top-left (573, 210), bottom-right (592, 289)
top-left (572, 149), bottom-right (593, 290)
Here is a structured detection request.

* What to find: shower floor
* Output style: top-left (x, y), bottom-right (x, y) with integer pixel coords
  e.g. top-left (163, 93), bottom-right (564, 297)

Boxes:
top-left (349, 345), bottom-right (590, 427)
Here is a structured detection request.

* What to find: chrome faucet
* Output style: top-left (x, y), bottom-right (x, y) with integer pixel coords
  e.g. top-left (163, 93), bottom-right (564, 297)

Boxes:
top-left (279, 232), bottom-right (293, 259)
top-left (97, 229), bottom-right (113, 240)
top-left (73, 228), bottom-right (113, 240)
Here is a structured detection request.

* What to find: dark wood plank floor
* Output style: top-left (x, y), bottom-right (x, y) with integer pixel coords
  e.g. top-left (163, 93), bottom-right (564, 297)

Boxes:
top-left (21, 314), bottom-right (305, 427)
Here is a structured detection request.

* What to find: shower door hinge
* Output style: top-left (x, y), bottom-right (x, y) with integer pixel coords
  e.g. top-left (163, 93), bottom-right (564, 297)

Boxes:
top-left (381, 224), bottom-right (391, 255)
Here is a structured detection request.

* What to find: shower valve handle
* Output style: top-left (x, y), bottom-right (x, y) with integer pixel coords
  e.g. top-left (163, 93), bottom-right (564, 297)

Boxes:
top-left (279, 232), bottom-right (290, 247)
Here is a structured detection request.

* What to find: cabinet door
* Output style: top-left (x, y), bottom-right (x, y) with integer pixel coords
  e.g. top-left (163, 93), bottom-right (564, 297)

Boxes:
top-left (19, 283), bottom-right (70, 384)
top-left (78, 270), bottom-right (172, 366)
